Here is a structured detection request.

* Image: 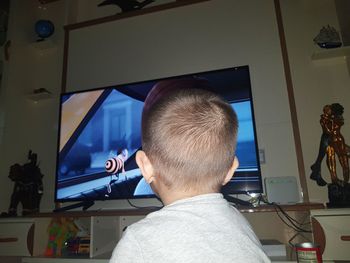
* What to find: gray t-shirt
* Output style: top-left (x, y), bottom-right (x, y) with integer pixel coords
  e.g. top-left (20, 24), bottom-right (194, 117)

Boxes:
top-left (110, 193), bottom-right (270, 263)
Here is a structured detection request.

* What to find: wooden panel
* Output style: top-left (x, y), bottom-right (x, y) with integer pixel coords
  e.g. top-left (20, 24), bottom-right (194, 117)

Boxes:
top-left (311, 217), bottom-right (326, 255)
top-left (64, 0), bottom-right (210, 31)
top-left (274, 0), bottom-right (309, 202)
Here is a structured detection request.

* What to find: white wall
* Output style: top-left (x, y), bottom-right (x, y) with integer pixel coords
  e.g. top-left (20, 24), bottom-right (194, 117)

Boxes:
top-left (66, 0), bottom-right (301, 205)
top-left (1, 0), bottom-right (347, 213)
top-left (0, 0), bottom-right (65, 213)
top-left (1, 0), bottom-right (302, 213)
top-left (281, 0), bottom-right (350, 203)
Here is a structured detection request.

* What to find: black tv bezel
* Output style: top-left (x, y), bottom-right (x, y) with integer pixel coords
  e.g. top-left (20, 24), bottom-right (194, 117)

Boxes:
top-left (54, 66), bottom-right (263, 203)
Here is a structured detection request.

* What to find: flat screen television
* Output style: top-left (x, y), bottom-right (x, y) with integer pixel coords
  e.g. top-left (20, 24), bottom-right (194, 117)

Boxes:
top-left (55, 66), bottom-right (262, 202)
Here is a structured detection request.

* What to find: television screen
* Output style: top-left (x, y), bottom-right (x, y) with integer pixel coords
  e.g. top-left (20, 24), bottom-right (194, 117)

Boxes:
top-left (55, 66), bottom-right (262, 202)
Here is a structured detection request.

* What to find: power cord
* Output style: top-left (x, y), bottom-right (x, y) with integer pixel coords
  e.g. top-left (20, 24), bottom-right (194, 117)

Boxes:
top-left (126, 198), bottom-right (163, 210)
top-left (224, 194), bottom-right (253, 207)
top-left (257, 194), bottom-right (311, 233)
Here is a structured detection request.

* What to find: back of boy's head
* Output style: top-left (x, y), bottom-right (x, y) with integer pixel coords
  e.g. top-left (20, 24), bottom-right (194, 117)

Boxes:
top-left (142, 78), bottom-right (238, 192)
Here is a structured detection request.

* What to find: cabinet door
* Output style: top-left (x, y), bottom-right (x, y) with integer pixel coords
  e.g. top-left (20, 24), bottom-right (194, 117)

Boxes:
top-left (90, 216), bottom-right (119, 258)
top-left (0, 221), bottom-right (34, 256)
top-left (312, 215), bottom-right (350, 261)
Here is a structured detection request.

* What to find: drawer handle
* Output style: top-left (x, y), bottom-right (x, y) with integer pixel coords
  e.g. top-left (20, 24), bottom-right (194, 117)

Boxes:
top-left (0, 237), bottom-right (18, 242)
top-left (341, 236), bottom-right (350, 241)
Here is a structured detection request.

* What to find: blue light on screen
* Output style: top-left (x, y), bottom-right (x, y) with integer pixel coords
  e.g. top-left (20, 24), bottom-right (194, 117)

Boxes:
top-left (231, 101), bottom-right (258, 171)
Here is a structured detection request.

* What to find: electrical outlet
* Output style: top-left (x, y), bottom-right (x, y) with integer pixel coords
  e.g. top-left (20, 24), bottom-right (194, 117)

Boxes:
top-left (259, 149), bottom-right (266, 164)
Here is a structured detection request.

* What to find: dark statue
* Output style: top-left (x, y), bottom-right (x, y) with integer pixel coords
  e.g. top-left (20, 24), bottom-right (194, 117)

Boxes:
top-left (1, 150), bottom-right (44, 216)
top-left (97, 0), bottom-right (155, 13)
top-left (310, 103), bottom-right (350, 207)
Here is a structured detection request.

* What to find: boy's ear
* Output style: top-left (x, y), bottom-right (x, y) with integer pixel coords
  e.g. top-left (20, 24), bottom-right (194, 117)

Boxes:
top-left (136, 150), bottom-right (155, 184)
top-left (222, 157), bottom-right (239, 186)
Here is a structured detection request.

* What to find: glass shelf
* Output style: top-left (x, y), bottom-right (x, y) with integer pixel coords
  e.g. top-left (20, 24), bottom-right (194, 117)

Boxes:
top-left (311, 46), bottom-right (350, 61)
top-left (26, 91), bottom-right (52, 102)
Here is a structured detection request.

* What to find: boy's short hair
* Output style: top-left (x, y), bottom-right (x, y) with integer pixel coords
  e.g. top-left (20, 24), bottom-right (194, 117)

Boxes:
top-left (142, 78), bottom-right (238, 192)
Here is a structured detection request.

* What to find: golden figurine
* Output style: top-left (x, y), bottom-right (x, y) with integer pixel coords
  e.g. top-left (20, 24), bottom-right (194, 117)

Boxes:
top-left (326, 103), bottom-right (349, 185)
top-left (311, 103), bottom-right (350, 186)
top-left (310, 105), bottom-right (331, 186)
top-left (311, 103), bottom-right (350, 207)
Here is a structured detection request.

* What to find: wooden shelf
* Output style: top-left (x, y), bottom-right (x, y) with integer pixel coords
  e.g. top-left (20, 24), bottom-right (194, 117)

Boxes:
top-left (30, 208), bottom-right (159, 218)
top-left (65, 0), bottom-right (210, 31)
top-left (27, 202), bottom-right (324, 218)
top-left (239, 202), bottom-right (325, 213)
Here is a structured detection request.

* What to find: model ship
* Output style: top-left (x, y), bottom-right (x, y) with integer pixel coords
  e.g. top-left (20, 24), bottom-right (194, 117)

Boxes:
top-left (313, 25), bottom-right (342, 49)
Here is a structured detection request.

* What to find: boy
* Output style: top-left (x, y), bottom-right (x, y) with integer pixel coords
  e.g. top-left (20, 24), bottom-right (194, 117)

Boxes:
top-left (110, 78), bottom-right (270, 263)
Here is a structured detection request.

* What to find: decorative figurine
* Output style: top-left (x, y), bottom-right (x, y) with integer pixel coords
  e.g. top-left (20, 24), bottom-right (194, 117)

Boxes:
top-left (313, 25), bottom-right (342, 49)
top-left (310, 105), bottom-right (332, 186)
top-left (310, 103), bottom-right (350, 207)
top-left (35, 19), bottom-right (54, 41)
top-left (97, 0), bottom-right (155, 13)
top-left (1, 150), bottom-right (44, 216)
top-left (0, 2), bottom-right (9, 47)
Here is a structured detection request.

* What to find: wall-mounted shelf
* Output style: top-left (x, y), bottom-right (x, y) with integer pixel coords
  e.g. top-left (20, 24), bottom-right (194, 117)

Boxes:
top-left (29, 39), bottom-right (57, 55)
top-left (38, 0), bottom-right (61, 4)
top-left (311, 46), bottom-right (350, 61)
top-left (311, 46), bottom-right (350, 75)
top-left (26, 89), bottom-right (52, 102)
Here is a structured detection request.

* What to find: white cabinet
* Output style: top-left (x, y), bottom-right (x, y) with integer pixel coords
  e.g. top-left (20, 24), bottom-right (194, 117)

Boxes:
top-left (0, 216), bottom-right (119, 262)
top-left (0, 206), bottom-right (324, 263)
top-left (311, 208), bottom-right (350, 261)
top-left (0, 213), bottom-right (148, 263)
top-left (0, 218), bottom-right (35, 257)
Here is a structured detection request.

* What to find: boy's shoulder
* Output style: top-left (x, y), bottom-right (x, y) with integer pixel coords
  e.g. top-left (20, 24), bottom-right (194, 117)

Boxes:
top-left (118, 195), bottom-right (270, 263)
top-left (127, 193), bottom-right (244, 236)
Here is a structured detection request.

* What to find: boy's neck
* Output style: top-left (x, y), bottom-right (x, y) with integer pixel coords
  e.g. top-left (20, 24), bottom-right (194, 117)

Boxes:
top-left (160, 189), bottom-right (218, 206)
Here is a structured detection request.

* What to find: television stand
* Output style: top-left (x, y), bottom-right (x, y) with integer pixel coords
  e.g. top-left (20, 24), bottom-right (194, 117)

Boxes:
top-left (0, 203), bottom-right (325, 262)
top-left (53, 200), bottom-right (95, 212)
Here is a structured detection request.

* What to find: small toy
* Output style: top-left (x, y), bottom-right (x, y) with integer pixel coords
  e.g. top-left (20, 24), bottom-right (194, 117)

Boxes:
top-left (65, 236), bottom-right (91, 256)
top-left (105, 149), bottom-right (128, 174)
top-left (313, 25), bottom-right (342, 49)
top-left (1, 150), bottom-right (44, 217)
top-left (35, 19), bottom-right (54, 41)
top-left (45, 217), bottom-right (79, 257)
top-left (105, 149), bottom-right (128, 196)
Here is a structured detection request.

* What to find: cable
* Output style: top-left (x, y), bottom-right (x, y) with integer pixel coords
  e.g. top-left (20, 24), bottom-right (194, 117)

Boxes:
top-left (126, 198), bottom-right (163, 210)
top-left (257, 194), bottom-right (311, 233)
top-left (273, 202), bottom-right (302, 225)
top-left (224, 194), bottom-right (253, 207)
top-left (273, 205), bottom-right (311, 233)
